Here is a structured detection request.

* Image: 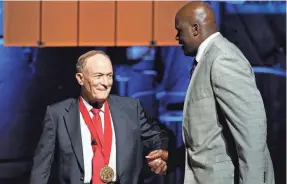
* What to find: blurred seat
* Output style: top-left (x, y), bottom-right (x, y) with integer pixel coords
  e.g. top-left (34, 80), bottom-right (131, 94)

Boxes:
top-left (114, 65), bottom-right (132, 96)
top-left (156, 91), bottom-right (186, 114)
top-left (128, 70), bottom-right (157, 96)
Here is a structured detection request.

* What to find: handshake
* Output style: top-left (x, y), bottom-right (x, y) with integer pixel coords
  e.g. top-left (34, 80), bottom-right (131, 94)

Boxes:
top-left (145, 149), bottom-right (168, 175)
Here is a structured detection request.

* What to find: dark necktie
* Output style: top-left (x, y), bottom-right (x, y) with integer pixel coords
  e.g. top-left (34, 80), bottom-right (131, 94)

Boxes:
top-left (190, 58), bottom-right (198, 77)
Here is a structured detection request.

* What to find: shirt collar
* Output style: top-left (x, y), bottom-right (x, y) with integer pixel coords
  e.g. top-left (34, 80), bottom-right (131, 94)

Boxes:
top-left (81, 97), bottom-right (105, 113)
top-left (195, 32), bottom-right (220, 62)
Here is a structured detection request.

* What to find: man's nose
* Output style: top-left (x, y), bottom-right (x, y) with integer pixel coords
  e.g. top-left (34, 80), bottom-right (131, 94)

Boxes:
top-left (100, 76), bottom-right (108, 86)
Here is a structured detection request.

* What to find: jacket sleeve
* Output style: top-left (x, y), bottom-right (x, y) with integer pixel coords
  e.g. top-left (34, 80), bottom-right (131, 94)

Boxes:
top-left (211, 54), bottom-right (267, 184)
top-left (137, 99), bottom-right (169, 151)
top-left (30, 106), bottom-right (56, 184)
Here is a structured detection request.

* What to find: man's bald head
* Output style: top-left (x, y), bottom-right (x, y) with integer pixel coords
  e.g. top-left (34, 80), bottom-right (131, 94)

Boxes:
top-left (176, 2), bottom-right (216, 27)
top-left (175, 2), bottom-right (218, 56)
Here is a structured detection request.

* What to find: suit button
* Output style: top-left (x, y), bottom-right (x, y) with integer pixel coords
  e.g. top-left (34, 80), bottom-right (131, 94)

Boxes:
top-left (80, 176), bottom-right (84, 181)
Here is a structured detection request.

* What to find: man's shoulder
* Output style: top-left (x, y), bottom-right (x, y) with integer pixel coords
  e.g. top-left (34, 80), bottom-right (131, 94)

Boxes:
top-left (211, 34), bottom-right (247, 61)
top-left (48, 98), bottom-right (77, 110)
top-left (109, 95), bottom-right (138, 105)
top-left (208, 36), bottom-right (252, 75)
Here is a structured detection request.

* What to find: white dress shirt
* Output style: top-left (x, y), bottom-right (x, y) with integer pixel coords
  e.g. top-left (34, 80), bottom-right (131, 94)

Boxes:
top-left (195, 32), bottom-right (221, 63)
top-left (80, 97), bottom-right (117, 183)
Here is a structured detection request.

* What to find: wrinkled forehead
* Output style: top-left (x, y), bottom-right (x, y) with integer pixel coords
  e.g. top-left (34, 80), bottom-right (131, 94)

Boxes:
top-left (84, 54), bottom-right (113, 73)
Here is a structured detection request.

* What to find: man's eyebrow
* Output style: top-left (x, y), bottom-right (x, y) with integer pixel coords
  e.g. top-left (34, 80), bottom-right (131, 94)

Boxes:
top-left (92, 72), bottom-right (113, 75)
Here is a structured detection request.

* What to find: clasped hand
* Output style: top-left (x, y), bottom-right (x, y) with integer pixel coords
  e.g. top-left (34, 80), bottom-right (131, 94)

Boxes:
top-left (145, 149), bottom-right (168, 175)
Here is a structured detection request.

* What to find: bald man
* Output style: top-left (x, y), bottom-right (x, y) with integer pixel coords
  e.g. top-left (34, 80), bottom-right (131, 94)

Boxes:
top-left (175, 2), bottom-right (274, 184)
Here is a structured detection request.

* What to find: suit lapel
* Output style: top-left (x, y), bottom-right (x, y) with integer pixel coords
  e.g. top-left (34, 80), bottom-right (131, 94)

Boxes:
top-left (63, 99), bottom-right (84, 172)
top-left (107, 96), bottom-right (128, 180)
top-left (189, 35), bottom-right (223, 88)
top-left (184, 35), bottom-right (222, 119)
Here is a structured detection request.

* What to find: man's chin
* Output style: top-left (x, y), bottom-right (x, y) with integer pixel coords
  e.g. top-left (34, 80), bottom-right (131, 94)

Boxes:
top-left (183, 49), bottom-right (196, 57)
top-left (183, 51), bottom-right (193, 57)
top-left (90, 94), bottom-right (109, 102)
top-left (181, 47), bottom-right (192, 56)
top-left (97, 96), bottom-right (109, 101)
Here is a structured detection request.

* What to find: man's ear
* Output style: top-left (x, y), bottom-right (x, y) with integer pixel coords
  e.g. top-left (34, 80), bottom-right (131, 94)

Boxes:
top-left (75, 73), bottom-right (84, 86)
top-left (192, 23), bottom-right (199, 36)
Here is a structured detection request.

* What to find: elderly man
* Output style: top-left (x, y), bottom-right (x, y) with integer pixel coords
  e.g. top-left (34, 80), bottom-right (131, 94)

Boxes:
top-left (175, 2), bottom-right (274, 184)
top-left (30, 50), bottom-right (168, 184)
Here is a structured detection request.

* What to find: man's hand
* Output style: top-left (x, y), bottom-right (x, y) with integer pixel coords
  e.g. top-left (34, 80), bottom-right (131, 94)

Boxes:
top-left (145, 149), bottom-right (168, 175)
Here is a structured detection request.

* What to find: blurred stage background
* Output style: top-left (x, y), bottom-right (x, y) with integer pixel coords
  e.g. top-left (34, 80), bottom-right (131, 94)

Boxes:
top-left (0, 1), bottom-right (286, 184)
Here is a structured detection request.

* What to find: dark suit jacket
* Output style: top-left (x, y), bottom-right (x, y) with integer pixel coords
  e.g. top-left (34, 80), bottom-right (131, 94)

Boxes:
top-left (30, 95), bottom-right (168, 184)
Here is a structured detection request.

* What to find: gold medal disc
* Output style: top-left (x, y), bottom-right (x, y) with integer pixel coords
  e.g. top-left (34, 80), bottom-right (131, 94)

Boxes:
top-left (100, 165), bottom-right (114, 183)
